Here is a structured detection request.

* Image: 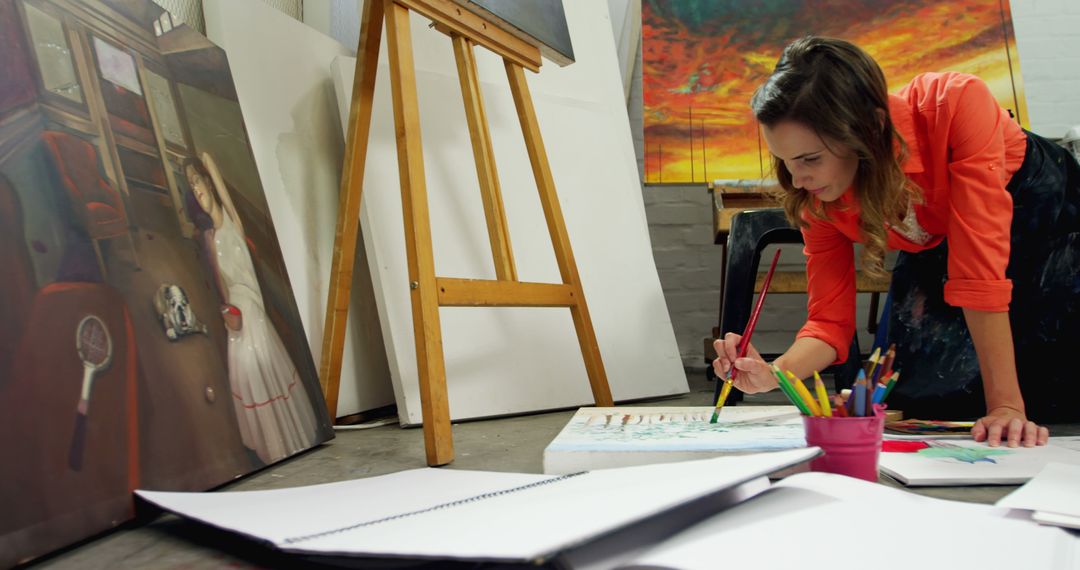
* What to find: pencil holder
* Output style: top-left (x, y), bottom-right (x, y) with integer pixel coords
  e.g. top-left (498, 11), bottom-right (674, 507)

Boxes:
top-left (802, 405), bottom-right (885, 482)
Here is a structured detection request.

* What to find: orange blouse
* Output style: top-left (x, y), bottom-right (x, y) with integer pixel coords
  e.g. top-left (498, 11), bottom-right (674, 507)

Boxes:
top-left (798, 72), bottom-right (1028, 363)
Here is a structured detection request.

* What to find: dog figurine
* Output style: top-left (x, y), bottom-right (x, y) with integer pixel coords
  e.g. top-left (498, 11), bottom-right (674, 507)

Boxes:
top-left (154, 284), bottom-right (208, 340)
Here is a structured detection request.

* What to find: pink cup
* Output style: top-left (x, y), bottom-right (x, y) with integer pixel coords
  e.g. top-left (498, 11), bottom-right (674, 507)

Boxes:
top-left (802, 405), bottom-right (885, 482)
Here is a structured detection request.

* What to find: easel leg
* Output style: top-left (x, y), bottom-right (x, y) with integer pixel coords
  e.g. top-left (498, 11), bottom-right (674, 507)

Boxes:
top-left (504, 63), bottom-right (614, 407)
top-left (385, 0), bottom-right (454, 466)
top-left (319, 0), bottom-right (384, 419)
top-left (452, 35), bottom-right (516, 281)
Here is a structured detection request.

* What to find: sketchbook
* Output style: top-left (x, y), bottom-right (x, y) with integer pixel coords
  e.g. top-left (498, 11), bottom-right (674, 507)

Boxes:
top-left (879, 440), bottom-right (1080, 486)
top-left (543, 406), bottom-right (805, 474)
top-left (136, 448), bottom-right (818, 566)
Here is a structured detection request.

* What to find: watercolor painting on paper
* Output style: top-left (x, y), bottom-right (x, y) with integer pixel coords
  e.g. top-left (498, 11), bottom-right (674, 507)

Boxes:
top-left (880, 441), bottom-right (1080, 486)
top-left (552, 406), bottom-right (804, 452)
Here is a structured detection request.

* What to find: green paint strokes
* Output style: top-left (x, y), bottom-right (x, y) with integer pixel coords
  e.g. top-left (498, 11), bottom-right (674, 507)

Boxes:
top-left (916, 447), bottom-right (1011, 464)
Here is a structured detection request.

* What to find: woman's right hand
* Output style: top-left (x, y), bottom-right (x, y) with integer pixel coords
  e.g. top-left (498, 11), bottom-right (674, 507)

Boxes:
top-left (221, 304), bottom-right (243, 331)
top-left (712, 333), bottom-right (777, 393)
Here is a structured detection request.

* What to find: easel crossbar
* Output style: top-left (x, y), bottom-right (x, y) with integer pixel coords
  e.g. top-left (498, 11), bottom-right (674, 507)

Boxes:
top-left (437, 278), bottom-right (576, 307)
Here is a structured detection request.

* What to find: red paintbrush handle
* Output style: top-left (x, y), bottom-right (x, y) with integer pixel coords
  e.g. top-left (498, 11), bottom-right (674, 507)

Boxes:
top-left (736, 249), bottom-right (781, 359)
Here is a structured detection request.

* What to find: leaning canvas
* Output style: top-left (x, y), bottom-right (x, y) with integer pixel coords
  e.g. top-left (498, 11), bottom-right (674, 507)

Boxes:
top-left (543, 406), bottom-right (805, 474)
top-left (0, 0), bottom-right (333, 565)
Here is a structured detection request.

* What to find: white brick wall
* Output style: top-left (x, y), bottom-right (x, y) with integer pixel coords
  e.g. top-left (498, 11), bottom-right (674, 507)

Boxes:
top-left (642, 186), bottom-right (721, 365)
top-left (630, 0), bottom-right (1080, 369)
top-left (1012, 0), bottom-right (1080, 138)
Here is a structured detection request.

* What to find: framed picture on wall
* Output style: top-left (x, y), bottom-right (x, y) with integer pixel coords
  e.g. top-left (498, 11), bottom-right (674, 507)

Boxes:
top-left (18, 1), bottom-right (87, 110)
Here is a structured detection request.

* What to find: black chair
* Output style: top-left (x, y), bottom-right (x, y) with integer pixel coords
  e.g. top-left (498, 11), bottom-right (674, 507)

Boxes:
top-left (710, 208), bottom-right (862, 405)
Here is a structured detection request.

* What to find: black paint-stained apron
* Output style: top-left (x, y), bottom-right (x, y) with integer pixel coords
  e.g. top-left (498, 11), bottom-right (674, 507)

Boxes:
top-left (885, 131), bottom-right (1080, 422)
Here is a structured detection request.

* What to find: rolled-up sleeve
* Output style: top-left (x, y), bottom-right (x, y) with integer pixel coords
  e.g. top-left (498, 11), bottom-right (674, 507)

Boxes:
top-left (797, 218), bottom-right (856, 364)
top-left (942, 76), bottom-right (1014, 312)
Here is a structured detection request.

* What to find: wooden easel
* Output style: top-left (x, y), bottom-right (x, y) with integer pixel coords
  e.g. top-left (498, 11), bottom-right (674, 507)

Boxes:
top-left (320, 0), bottom-right (614, 466)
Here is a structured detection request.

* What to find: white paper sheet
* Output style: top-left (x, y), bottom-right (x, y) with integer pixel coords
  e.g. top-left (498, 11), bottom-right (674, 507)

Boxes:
top-left (622, 472), bottom-right (1079, 570)
top-left (1033, 511), bottom-right (1080, 530)
top-left (997, 463), bottom-right (1080, 519)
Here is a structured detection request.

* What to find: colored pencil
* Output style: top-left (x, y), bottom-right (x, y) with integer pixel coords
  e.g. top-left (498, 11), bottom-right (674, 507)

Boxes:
top-left (772, 365), bottom-right (811, 415)
top-left (845, 369), bottom-right (866, 415)
top-left (813, 371), bottom-right (832, 417)
top-left (865, 346), bottom-right (882, 383)
top-left (787, 370), bottom-right (822, 417)
top-left (870, 380), bottom-right (888, 405)
top-left (711, 249), bottom-right (782, 422)
top-left (853, 377), bottom-right (867, 417)
top-left (832, 394), bottom-right (848, 417)
top-left (882, 370), bottom-right (901, 402)
top-left (875, 344), bottom-right (896, 383)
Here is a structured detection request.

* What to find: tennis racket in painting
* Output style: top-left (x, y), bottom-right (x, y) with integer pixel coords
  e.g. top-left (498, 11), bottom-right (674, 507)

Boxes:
top-left (68, 315), bottom-right (113, 471)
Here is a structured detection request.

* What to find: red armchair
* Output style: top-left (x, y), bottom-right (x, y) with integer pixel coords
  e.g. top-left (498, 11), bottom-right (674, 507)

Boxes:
top-left (41, 131), bottom-right (140, 279)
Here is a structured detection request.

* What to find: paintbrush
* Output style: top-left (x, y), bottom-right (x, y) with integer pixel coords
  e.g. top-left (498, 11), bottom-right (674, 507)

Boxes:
top-left (710, 248), bottom-right (782, 423)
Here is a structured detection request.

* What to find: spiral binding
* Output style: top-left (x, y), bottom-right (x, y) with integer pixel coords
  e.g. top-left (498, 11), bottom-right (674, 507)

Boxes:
top-left (282, 471), bottom-right (588, 545)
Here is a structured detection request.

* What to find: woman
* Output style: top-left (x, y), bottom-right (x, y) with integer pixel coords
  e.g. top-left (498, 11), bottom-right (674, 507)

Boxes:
top-left (185, 152), bottom-right (318, 464)
top-left (714, 36), bottom-right (1079, 447)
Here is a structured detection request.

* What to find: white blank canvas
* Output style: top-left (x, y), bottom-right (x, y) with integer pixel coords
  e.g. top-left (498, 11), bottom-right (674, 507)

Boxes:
top-left (330, 1), bottom-right (686, 425)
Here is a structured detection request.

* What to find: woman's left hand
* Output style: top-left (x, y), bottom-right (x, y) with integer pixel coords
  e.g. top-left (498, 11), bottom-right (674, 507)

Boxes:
top-left (972, 407), bottom-right (1049, 447)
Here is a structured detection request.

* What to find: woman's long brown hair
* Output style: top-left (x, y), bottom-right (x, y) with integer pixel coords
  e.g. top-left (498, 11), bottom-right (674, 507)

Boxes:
top-left (751, 36), bottom-right (918, 279)
top-left (182, 157), bottom-right (222, 231)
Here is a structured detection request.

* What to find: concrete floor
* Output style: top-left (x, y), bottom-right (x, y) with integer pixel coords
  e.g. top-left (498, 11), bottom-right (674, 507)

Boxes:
top-left (26, 370), bottom-right (1080, 569)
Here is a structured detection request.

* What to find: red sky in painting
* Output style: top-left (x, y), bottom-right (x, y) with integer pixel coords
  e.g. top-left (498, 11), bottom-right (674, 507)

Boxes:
top-left (642, 0), bottom-right (1024, 183)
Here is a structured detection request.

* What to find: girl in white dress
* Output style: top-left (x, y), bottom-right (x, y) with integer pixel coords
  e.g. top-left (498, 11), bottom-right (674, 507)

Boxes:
top-left (185, 152), bottom-right (317, 464)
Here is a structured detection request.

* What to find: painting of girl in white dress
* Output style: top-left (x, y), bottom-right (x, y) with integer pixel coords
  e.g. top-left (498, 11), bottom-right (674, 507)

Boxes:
top-left (184, 152), bottom-right (318, 464)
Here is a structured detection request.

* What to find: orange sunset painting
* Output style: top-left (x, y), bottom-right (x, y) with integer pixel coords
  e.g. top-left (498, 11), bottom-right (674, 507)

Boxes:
top-left (642, 0), bottom-right (1028, 184)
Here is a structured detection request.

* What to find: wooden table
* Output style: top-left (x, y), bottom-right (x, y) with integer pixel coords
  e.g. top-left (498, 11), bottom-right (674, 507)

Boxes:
top-left (710, 183), bottom-right (778, 246)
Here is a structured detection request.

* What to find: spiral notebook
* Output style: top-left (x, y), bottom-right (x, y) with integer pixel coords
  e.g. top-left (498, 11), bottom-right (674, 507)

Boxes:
top-left (136, 448), bottom-right (818, 566)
